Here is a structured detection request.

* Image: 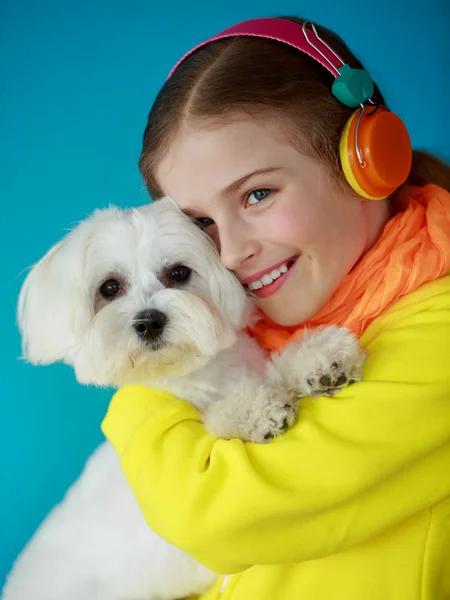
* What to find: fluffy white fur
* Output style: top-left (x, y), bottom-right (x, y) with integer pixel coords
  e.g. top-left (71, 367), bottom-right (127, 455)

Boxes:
top-left (3, 199), bottom-right (365, 600)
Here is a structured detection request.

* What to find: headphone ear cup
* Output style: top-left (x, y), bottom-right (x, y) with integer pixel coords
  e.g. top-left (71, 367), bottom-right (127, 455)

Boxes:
top-left (340, 107), bottom-right (413, 200)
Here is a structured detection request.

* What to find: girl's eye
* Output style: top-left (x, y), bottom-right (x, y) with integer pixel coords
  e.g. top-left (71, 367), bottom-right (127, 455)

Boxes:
top-left (246, 189), bottom-right (273, 206)
top-left (195, 217), bottom-right (215, 229)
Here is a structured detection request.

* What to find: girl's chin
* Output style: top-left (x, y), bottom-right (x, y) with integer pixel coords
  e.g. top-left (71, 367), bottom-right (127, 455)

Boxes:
top-left (257, 296), bottom-right (320, 327)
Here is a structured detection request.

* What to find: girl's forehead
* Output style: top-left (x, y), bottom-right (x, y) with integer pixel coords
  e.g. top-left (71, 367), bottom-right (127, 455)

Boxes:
top-left (156, 118), bottom-right (301, 205)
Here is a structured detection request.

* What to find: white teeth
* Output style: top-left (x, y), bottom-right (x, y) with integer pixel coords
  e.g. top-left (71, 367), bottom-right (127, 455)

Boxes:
top-left (261, 274), bottom-right (273, 286)
top-left (247, 261), bottom-right (291, 291)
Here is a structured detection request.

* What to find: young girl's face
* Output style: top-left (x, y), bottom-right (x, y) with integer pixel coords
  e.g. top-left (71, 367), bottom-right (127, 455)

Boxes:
top-left (157, 118), bottom-right (388, 325)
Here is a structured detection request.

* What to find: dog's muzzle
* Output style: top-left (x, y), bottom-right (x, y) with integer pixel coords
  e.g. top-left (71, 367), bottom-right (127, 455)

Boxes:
top-left (133, 309), bottom-right (167, 343)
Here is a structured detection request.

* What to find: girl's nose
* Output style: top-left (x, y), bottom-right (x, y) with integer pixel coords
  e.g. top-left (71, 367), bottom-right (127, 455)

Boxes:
top-left (219, 220), bottom-right (259, 272)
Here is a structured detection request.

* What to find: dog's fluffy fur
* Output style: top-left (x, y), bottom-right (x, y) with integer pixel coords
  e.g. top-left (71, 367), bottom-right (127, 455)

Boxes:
top-left (3, 199), bottom-right (365, 600)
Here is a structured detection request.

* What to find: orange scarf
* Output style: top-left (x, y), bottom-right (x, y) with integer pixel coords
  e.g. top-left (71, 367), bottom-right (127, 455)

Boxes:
top-left (249, 184), bottom-right (450, 352)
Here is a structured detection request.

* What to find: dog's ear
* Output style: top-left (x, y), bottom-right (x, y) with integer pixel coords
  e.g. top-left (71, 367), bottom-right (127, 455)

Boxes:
top-left (201, 240), bottom-right (250, 330)
top-left (208, 263), bottom-right (250, 329)
top-left (17, 225), bottom-right (92, 366)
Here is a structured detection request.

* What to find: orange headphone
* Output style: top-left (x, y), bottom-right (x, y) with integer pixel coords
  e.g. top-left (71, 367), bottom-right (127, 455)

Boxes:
top-left (169, 18), bottom-right (412, 200)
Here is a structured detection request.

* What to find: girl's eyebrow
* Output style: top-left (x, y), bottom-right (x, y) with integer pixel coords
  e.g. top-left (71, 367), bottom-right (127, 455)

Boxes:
top-left (180, 167), bottom-right (283, 218)
top-left (219, 167), bottom-right (282, 199)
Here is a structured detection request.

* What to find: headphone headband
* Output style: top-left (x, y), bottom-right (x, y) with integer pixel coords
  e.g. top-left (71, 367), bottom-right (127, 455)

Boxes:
top-left (168, 18), bottom-right (374, 108)
top-left (169, 18), bottom-right (342, 79)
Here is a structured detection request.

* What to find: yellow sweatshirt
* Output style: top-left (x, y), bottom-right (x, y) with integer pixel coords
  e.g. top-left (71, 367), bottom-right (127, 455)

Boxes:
top-left (102, 276), bottom-right (450, 600)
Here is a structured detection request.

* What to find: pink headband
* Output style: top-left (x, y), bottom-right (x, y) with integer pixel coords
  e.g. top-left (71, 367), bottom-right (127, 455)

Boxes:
top-left (168, 17), bottom-right (345, 80)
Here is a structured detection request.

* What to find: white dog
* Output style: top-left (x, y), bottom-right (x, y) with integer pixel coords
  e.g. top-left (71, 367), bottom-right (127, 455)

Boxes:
top-left (3, 199), bottom-right (365, 600)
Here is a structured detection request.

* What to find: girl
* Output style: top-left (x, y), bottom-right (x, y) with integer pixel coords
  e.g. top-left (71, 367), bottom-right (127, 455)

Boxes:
top-left (101, 16), bottom-right (450, 599)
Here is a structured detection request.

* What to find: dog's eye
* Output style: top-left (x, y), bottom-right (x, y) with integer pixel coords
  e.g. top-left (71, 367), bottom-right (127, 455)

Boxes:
top-left (168, 265), bottom-right (191, 284)
top-left (99, 279), bottom-right (122, 299)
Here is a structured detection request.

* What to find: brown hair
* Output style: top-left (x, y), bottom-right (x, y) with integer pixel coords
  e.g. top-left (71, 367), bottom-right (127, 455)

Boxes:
top-left (139, 16), bottom-right (450, 198)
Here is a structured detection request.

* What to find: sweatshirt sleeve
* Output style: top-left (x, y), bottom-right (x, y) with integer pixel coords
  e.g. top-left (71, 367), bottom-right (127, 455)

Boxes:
top-left (101, 298), bottom-right (450, 575)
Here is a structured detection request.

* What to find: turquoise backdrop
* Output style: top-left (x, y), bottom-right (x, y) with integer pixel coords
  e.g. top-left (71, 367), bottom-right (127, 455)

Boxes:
top-left (1, 0), bottom-right (448, 585)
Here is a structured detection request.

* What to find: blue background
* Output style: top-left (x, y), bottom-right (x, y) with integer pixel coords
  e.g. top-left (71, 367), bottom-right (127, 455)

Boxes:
top-left (1, 0), bottom-right (448, 587)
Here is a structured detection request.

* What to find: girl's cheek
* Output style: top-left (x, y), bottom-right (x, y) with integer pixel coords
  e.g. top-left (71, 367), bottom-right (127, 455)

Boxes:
top-left (262, 205), bottom-right (318, 245)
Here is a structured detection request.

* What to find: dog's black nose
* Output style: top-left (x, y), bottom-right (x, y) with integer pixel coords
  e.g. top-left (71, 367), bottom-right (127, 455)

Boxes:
top-left (133, 309), bottom-right (167, 342)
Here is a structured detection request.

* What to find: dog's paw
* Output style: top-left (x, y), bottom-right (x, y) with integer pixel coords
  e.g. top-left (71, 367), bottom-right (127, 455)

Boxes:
top-left (248, 388), bottom-right (299, 443)
top-left (276, 325), bottom-right (366, 398)
top-left (300, 326), bottom-right (366, 397)
top-left (305, 360), bottom-right (355, 397)
top-left (203, 383), bottom-right (298, 444)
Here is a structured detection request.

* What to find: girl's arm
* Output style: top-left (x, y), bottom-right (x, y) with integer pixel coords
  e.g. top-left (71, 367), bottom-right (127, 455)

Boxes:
top-left (102, 291), bottom-right (450, 574)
